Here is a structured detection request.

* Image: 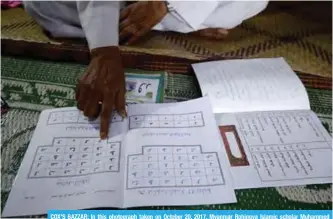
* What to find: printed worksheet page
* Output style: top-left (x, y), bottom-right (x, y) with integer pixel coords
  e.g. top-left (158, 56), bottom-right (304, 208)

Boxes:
top-left (122, 97), bottom-right (237, 207)
top-left (192, 57), bottom-right (310, 113)
top-left (215, 110), bottom-right (332, 189)
top-left (2, 107), bottom-right (128, 217)
top-left (3, 72), bottom-right (165, 217)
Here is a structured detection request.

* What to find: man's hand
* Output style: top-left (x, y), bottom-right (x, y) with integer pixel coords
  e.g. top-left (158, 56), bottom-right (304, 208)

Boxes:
top-left (75, 46), bottom-right (126, 139)
top-left (119, 1), bottom-right (168, 45)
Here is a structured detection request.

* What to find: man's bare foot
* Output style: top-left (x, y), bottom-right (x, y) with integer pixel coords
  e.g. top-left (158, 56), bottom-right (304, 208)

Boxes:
top-left (189, 28), bottom-right (229, 40)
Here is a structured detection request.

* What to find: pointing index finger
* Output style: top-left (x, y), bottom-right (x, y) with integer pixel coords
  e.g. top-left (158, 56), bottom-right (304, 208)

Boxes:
top-left (100, 94), bottom-right (115, 139)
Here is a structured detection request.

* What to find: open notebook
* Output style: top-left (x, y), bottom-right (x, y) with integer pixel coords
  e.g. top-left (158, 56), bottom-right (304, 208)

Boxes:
top-left (2, 97), bottom-right (236, 217)
top-left (192, 57), bottom-right (332, 189)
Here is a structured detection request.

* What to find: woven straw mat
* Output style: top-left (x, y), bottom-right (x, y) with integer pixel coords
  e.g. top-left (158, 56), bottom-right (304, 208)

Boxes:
top-left (1, 56), bottom-right (332, 214)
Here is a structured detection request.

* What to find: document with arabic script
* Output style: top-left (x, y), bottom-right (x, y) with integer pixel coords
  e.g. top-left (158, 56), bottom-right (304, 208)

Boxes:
top-left (3, 97), bottom-right (236, 217)
top-left (192, 57), bottom-right (332, 189)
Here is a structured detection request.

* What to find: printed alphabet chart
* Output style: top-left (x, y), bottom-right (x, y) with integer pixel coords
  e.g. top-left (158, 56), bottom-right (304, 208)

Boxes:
top-left (29, 138), bottom-right (121, 179)
top-left (127, 145), bottom-right (225, 189)
top-left (3, 97), bottom-right (236, 217)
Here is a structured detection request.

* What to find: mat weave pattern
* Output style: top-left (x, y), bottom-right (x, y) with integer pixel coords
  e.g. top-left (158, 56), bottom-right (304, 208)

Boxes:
top-left (1, 56), bottom-right (332, 215)
top-left (1, 1), bottom-right (332, 77)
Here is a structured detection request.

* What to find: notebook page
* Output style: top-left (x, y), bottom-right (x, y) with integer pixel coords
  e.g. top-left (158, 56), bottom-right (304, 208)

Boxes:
top-left (2, 107), bottom-right (128, 217)
top-left (215, 110), bottom-right (332, 189)
top-left (122, 97), bottom-right (236, 207)
top-left (192, 57), bottom-right (310, 113)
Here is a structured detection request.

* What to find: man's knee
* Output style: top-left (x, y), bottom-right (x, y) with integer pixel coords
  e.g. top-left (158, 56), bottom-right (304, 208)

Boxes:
top-left (22, 1), bottom-right (84, 38)
top-left (23, 1), bottom-right (55, 30)
top-left (22, 1), bottom-right (39, 17)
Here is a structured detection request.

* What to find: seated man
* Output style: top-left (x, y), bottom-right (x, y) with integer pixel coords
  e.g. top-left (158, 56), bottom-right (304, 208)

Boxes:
top-left (23, 1), bottom-right (268, 139)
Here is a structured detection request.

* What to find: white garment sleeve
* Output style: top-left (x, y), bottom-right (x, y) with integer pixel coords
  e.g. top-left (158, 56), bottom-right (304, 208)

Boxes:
top-left (166, 1), bottom-right (219, 30)
top-left (200, 1), bottom-right (269, 29)
top-left (152, 1), bottom-right (268, 33)
top-left (76, 1), bottom-right (121, 50)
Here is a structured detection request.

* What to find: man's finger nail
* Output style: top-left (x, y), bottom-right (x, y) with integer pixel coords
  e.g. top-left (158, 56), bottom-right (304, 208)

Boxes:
top-left (100, 132), bottom-right (107, 139)
top-left (218, 29), bottom-right (228, 35)
top-left (121, 110), bottom-right (127, 118)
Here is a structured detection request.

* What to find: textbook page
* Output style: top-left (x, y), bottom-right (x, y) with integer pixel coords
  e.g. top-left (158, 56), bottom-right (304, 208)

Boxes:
top-left (2, 107), bottom-right (128, 217)
top-left (122, 97), bottom-right (237, 207)
top-left (214, 110), bottom-right (332, 189)
top-left (192, 57), bottom-right (310, 113)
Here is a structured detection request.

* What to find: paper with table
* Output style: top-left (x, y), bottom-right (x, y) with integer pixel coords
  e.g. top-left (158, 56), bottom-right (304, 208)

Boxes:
top-left (192, 57), bottom-right (332, 189)
top-left (2, 97), bottom-right (236, 217)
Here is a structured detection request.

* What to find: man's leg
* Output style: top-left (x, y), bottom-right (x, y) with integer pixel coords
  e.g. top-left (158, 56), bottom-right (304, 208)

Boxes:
top-left (23, 1), bottom-right (85, 39)
top-left (193, 1), bottom-right (268, 39)
top-left (201, 1), bottom-right (268, 30)
top-left (151, 1), bottom-right (268, 40)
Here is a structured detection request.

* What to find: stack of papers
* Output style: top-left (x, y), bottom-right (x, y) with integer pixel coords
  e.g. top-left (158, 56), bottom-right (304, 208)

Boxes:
top-left (192, 57), bottom-right (332, 189)
top-left (2, 58), bottom-right (332, 217)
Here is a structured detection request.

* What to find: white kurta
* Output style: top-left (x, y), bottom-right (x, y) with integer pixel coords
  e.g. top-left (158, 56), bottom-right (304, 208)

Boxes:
top-left (23, 1), bottom-right (269, 50)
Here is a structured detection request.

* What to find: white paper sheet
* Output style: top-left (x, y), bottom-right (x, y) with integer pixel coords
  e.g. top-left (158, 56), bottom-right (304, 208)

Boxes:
top-left (192, 57), bottom-right (310, 113)
top-left (3, 97), bottom-right (236, 217)
top-left (2, 109), bottom-right (127, 217)
top-left (215, 110), bottom-right (332, 189)
top-left (123, 97), bottom-right (236, 207)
